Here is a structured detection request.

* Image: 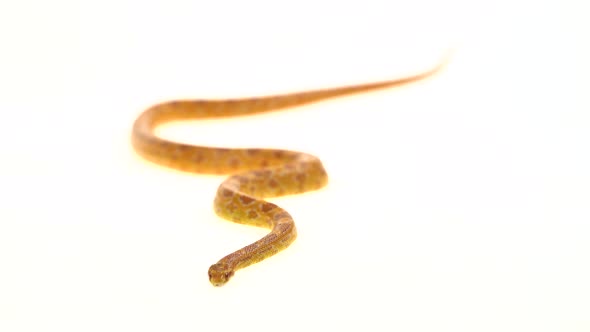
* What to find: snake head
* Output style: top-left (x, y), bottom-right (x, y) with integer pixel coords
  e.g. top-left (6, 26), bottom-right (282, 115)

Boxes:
top-left (208, 263), bottom-right (235, 286)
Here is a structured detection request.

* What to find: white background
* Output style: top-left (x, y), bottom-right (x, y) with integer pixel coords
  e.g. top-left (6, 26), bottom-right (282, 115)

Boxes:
top-left (1, 0), bottom-right (589, 331)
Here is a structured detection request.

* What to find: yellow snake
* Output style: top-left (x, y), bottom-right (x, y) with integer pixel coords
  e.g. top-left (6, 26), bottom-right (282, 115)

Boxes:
top-left (131, 59), bottom-right (447, 286)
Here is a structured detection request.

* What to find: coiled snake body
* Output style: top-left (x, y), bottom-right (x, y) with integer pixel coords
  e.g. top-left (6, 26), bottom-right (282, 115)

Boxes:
top-left (131, 61), bottom-right (446, 286)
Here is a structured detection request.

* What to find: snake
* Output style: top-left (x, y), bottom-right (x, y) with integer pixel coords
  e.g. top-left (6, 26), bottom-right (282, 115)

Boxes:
top-left (131, 59), bottom-right (447, 286)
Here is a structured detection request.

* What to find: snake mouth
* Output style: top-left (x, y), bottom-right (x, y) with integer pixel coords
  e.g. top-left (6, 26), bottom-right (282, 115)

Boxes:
top-left (209, 272), bottom-right (234, 286)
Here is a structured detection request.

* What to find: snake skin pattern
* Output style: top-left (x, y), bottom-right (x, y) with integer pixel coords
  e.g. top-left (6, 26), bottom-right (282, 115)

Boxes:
top-left (131, 60), bottom-right (446, 286)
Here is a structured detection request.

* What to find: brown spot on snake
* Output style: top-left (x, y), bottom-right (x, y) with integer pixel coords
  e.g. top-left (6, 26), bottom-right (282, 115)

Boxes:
top-left (221, 188), bottom-right (233, 198)
top-left (268, 179), bottom-right (279, 188)
top-left (261, 202), bottom-right (277, 213)
top-left (239, 195), bottom-right (255, 205)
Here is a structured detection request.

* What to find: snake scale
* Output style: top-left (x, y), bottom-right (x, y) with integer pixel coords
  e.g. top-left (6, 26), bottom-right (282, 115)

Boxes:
top-left (131, 59), bottom-right (446, 286)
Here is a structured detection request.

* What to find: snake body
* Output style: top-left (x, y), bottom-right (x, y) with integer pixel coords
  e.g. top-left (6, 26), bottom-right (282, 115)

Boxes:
top-left (131, 61), bottom-right (445, 286)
